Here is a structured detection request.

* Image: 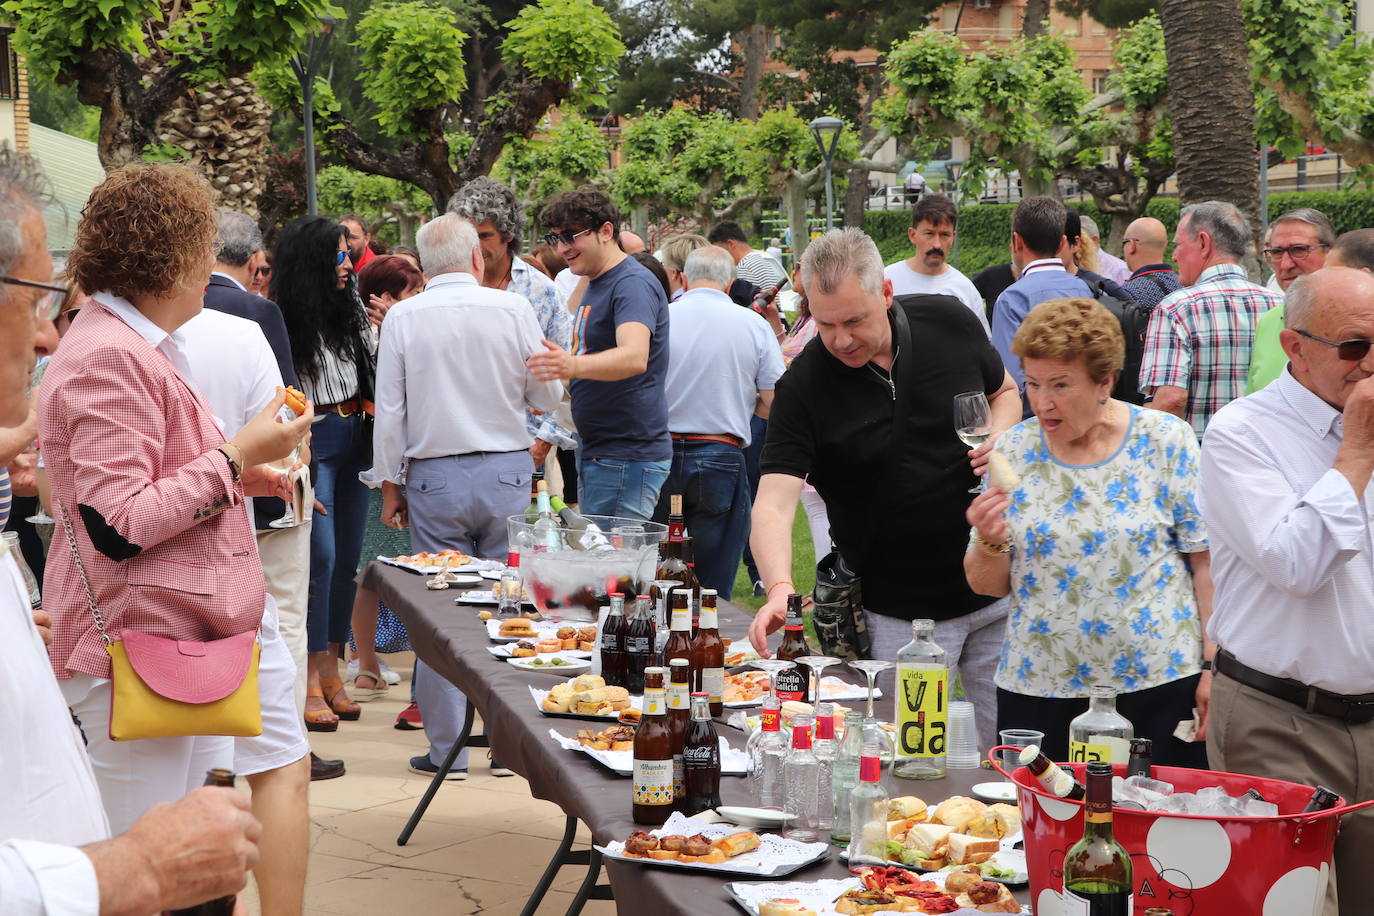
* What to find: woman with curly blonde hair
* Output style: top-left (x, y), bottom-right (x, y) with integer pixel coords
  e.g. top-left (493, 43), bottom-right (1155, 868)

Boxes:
top-left (39, 163), bottom-right (312, 832)
top-left (964, 297), bottom-right (1213, 767)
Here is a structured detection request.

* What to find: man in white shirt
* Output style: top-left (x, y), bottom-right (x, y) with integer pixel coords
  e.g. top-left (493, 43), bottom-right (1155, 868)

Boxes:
top-left (708, 220), bottom-right (788, 291)
top-left (0, 145), bottom-right (260, 916)
top-left (883, 194), bottom-right (990, 336)
top-left (362, 213), bottom-right (562, 780)
top-left (1200, 266), bottom-right (1374, 915)
top-left (653, 246), bottom-right (784, 597)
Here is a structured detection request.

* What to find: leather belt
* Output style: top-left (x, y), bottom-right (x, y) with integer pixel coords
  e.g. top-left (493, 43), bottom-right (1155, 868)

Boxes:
top-left (1216, 650), bottom-right (1374, 725)
top-left (317, 396), bottom-right (372, 418)
top-left (671, 432), bottom-right (743, 448)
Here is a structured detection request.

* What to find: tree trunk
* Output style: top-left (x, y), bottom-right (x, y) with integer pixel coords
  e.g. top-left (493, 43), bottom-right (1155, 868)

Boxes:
top-left (1159, 0), bottom-right (1262, 273)
top-left (158, 77), bottom-right (274, 217)
top-left (736, 21), bottom-right (768, 121)
top-left (843, 67), bottom-right (886, 229)
top-left (1022, 0), bottom-right (1050, 38)
top-left (785, 176), bottom-right (811, 260)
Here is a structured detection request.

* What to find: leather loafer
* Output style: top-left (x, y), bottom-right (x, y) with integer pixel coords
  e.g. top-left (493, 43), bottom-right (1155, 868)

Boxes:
top-left (310, 752), bottom-right (345, 781)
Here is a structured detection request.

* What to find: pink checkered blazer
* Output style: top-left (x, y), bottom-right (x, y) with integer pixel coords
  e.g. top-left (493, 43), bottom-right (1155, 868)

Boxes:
top-left (37, 301), bottom-right (264, 680)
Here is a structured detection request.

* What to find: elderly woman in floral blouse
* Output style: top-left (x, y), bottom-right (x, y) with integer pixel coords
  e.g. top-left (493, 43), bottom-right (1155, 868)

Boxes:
top-left (965, 298), bottom-right (1213, 767)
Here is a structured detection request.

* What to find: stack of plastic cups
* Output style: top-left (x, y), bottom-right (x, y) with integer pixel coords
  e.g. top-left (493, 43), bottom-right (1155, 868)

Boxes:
top-left (946, 699), bottom-right (981, 769)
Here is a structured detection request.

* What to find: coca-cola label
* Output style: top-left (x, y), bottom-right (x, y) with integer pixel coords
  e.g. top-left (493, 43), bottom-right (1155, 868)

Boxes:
top-left (625, 636), bottom-right (651, 653)
top-left (599, 632), bottom-right (619, 650)
top-left (761, 707), bottom-right (781, 731)
top-left (673, 756), bottom-right (684, 800)
top-left (774, 664), bottom-right (806, 702)
top-left (683, 743), bottom-right (718, 765)
top-left (700, 667), bottom-right (725, 702)
top-left (632, 758), bottom-right (674, 806)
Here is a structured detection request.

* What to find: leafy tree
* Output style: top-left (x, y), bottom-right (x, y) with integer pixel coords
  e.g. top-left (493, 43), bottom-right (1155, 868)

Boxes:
top-left (491, 112), bottom-right (611, 223)
top-left (612, 108), bottom-right (755, 228)
top-left (316, 165), bottom-right (433, 243)
top-left (259, 0), bottom-right (625, 209)
top-left (4, 0), bottom-right (334, 169)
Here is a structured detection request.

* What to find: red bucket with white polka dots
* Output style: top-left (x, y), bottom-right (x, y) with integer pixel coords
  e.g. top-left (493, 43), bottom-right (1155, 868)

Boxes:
top-left (991, 746), bottom-right (1374, 916)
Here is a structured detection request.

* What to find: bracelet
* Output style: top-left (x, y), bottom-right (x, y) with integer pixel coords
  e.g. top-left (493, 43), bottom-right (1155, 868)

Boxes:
top-left (217, 443), bottom-right (243, 481)
top-left (570, 355), bottom-right (580, 379)
top-left (765, 580), bottom-right (795, 596)
top-left (972, 532), bottom-right (1011, 555)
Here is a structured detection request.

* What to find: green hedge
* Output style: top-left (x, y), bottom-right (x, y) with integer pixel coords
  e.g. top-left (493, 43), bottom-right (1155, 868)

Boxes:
top-left (867, 191), bottom-right (1374, 277)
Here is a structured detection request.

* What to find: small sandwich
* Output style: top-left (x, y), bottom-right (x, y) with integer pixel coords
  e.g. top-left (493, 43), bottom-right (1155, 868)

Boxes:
top-left (600, 685), bottom-right (632, 712)
top-left (986, 450), bottom-right (1021, 492)
top-left (499, 618), bottom-right (538, 639)
top-left (571, 674), bottom-right (606, 691)
top-left (573, 687), bottom-right (608, 715)
top-left (943, 865), bottom-right (986, 895)
top-left (965, 803), bottom-right (1021, 840)
top-left (557, 625), bottom-right (579, 650)
top-left (622, 830), bottom-right (659, 858)
top-left (932, 796), bottom-right (988, 833)
top-left (758, 900), bottom-right (817, 916)
top-left (541, 683), bottom-right (575, 713)
top-left (946, 833), bottom-right (1000, 867)
top-left (834, 888), bottom-right (898, 915)
top-left (676, 834), bottom-right (725, 864)
top-left (888, 796), bottom-right (929, 821)
top-left (954, 880), bottom-right (1020, 913)
top-left (535, 638), bottom-right (563, 654)
top-left (899, 822), bottom-right (954, 869)
top-left (510, 640), bottom-right (537, 658)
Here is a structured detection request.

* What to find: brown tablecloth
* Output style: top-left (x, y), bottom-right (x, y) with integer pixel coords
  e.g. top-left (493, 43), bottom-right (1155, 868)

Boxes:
top-left (363, 561), bottom-right (1031, 913)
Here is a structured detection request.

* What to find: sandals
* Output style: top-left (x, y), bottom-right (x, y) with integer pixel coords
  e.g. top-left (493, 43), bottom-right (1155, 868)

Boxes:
top-left (304, 686), bottom-right (340, 732)
top-left (320, 676), bottom-right (362, 720)
top-left (352, 670), bottom-right (388, 702)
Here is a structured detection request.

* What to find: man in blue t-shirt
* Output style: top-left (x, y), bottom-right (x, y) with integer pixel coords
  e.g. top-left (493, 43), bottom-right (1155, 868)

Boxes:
top-left (528, 189), bottom-right (671, 520)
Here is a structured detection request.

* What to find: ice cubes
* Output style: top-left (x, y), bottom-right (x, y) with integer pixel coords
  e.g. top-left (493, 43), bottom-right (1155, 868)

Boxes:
top-left (1240, 797), bottom-right (1280, 818)
top-left (1125, 774), bottom-right (1175, 796)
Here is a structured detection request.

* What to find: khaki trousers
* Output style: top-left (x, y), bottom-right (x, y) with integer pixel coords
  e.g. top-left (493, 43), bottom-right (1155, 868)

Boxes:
top-left (257, 518), bottom-right (312, 718)
top-left (1207, 670), bottom-right (1374, 916)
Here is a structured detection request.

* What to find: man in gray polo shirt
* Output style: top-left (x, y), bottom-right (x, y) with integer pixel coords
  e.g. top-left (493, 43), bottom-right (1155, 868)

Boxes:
top-left (653, 246), bottom-right (784, 597)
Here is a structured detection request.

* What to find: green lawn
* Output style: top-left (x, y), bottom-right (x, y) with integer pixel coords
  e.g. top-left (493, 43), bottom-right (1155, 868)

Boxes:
top-left (730, 510), bottom-right (818, 612)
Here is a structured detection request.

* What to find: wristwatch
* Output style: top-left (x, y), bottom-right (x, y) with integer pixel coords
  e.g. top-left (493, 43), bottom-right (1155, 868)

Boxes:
top-left (1200, 659), bottom-right (1214, 671)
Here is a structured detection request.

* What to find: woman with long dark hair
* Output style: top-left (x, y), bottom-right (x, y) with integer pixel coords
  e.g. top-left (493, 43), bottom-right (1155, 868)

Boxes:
top-left (271, 216), bottom-right (376, 731)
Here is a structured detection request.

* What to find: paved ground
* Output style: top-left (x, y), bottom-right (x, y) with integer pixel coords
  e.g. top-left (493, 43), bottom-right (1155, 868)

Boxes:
top-left (240, 651), bottom-right (615, 916)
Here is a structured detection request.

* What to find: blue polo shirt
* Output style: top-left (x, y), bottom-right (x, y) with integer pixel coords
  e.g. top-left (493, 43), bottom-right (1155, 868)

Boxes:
top-left (991, 258), bottom-right (1091, 389)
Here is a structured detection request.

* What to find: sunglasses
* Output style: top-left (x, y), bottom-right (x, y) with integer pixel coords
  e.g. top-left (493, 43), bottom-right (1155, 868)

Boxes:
top-left (1295, 329), bottom-right (1374, 362)
top-left (335, 250), bottom-right (350, 266)
top-left (2, 275), bottom-right (69, 322)
top-left (541, 228), bottom-right (593, 248)
top-left (1263, 243), bottom-right (1330, 263)
top-left (256, 265), bottom-right (272, 277)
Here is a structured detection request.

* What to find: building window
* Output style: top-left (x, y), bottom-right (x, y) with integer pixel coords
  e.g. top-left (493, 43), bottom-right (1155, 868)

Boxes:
top-left (1092, 72), bottom-right (1110, 95)
top-left (0, 31), bottom-right (17, 101)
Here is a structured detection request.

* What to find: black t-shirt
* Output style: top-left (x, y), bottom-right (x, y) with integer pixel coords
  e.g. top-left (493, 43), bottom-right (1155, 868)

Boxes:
top-left (973, 262), bottom-right (1016, 324)
top-left (761, 294), bottom-right (1004, 620)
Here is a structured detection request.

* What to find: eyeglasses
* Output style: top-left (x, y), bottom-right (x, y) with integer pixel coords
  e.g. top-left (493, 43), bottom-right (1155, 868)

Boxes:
top-left (1295, 328), bottom-right (1374, 362)
top-left (335, 250), bottom-right (349, 266)
top-left (541, 228), bottom-right (593, 248)
top-left (1120, 237), bottom-right (1140, 245)
top-left (256, 265), bottom-right (272, 278)
top-left (1263, 243), bottom-right (1330, 263)
top-left (1, 276), bottom-right (69, 322)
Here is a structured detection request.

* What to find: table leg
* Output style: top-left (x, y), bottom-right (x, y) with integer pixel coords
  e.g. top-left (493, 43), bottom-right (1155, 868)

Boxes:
top-left (564, 847), bottom-right (605, 916)
top-left (396, 700), bottom-right (476, 846)
top-left (519, 815), bottom-right (578, 916)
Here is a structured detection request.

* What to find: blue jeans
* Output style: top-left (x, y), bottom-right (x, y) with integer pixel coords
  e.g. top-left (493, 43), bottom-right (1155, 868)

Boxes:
top-left (741, 415), bottom-right (767, 585)
top-left (652, 440), bottom-right (751, 600)
top-left (307, 413), bottom-right (372, 652)
top-left (576, 454), bottom-right (670, 522)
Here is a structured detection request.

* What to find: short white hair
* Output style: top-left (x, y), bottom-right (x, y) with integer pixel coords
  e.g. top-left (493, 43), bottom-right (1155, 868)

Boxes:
top-left (683, 245), bottom-right (735, 288)
top-left (800, 228), bottom-right (884, 298)
top-left (416, 213), bottom-right (479, 276)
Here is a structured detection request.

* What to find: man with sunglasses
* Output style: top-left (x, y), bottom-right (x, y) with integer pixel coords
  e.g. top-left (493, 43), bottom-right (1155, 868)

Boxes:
top-left (1139, 200), bottom-right (1282, 437)
top-left (1201, 266), bottom-right (1374, 916)
top-left (1247, 208), bottom-right (1336, 393)
top-left (528, 189), bottom-right (670, 521)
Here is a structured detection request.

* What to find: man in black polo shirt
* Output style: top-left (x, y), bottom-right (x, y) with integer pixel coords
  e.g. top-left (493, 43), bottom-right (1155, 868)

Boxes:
top-left (748, 228), bottom-right (1021, 751)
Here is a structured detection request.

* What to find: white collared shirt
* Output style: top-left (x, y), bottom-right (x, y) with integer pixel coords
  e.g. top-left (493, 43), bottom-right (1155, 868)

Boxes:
top-left (360, 272), bottom-right (564, 485)
top-left (1200, 369), bottom-right (1374, 693)
top-left (92, 292), bottom-right (197, 385)
top-left (1020, 257), bottom-right (1069, 277)
top-left (209, 270), bottom-right (246, 291)
top-left (0, 549), bottom-right (107, 914)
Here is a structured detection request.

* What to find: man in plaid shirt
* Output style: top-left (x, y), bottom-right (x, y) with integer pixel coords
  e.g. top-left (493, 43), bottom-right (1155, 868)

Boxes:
top-left (1139, 201), bottom-right (1282, 438)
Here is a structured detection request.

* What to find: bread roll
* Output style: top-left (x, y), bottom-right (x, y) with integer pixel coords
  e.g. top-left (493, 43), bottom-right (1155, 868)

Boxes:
top-left (603, 685), bottom-right (629, 703)
top-left (499, 619), bottom-right (537, 637)
top-left (967, 803), bottom-right (1022, 840)
top-left (550, 683), bottom-right (575, 700)
top-left (888, 796), bottom-right (928, 820)
top-left (986, 450), bottom-right (1020, 492)
top-left (541, 694), bottom-right (571, 713)
top-left (713, 831), bottom-right (761, 857)
top-left (572, 674), bottom-right (606, 691)
top-left (933, 796), bottom-right (988, 832)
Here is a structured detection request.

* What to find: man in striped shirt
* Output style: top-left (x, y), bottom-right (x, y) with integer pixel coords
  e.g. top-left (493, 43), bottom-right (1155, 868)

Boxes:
top-left (1139, 201), bottom-right (1282, 438)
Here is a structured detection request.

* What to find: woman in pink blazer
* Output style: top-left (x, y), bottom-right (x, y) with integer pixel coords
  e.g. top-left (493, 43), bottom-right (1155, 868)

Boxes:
top-left (38, 164), bottom-right (311, 833)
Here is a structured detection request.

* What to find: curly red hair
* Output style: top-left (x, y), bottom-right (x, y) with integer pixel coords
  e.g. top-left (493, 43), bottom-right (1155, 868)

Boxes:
top-left (69, 163), bottom-right (217, 301)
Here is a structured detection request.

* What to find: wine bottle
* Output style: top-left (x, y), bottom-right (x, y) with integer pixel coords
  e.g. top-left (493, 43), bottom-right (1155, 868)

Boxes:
top-left (1062, 761), bottom-right (1133, 915)
top-left (550, 496), bottom-right (612, 551)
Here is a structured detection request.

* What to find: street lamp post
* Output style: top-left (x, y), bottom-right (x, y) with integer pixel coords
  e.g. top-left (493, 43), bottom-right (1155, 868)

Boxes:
top-left (291, 15), bottom-right (340, 218)
top-left (808, 116), bottom-right (843, 233)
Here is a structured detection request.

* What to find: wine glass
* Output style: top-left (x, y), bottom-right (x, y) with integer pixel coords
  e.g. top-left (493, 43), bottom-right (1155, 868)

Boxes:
top-left (796, 654), bottom-right (842, 707)
top-left (849, 659), bottom-right (895, 765)
top-left (954, 390), bottom-right (992, 493)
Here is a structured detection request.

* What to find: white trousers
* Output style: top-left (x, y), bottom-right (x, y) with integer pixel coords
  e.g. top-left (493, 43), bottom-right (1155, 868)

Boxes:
top-left (256, 516), bottom-right (312, 718)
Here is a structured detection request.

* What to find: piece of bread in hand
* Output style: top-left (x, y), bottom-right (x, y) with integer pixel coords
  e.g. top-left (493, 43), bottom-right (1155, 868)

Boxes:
top-left (947, 832), bottom-right (1000, 866)
top-left (712, 831), bottom-right (761, 857)
top-left (932, 796), bottom-right (988, 833)
top-left (986, 450), bottom-right (1020, 492)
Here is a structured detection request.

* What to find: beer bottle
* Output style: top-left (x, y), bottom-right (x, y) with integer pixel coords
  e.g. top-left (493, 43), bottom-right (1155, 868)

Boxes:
top-left (683, 692), bottom-right (721, 815)
top-left (666, 492), bottom-right (686, 542)
top-left (679, 536), bottom-right (702, 622)
top-left (690, 588), bottom-right (725, 716)
top-left (632, 667), bottom-right (674, 825)
top-left (1301, 786), bottom-right (1341, 813)
top-left (662, 589), bottom-right (695, 679)
top-left (773, 594), bottom-right (814, 703)
top-left (1127, 738), bottom-right (1153, 780)
top-left (667, 658), bottom-right (692, 808)
top-left (600, 593), bottom-right (627, 689)
top-left (1018, 745), bottom-right (1087, 800)
top-left (166, 770), bottom-right (238, 916)
top-left (1063, 761), bottom-right (1133, 914)
top-left (624, 595), bottom-right (655, 694)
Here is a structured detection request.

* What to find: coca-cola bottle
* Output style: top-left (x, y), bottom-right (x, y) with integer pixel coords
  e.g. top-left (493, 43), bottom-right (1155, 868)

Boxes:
top-left (624, 595), bottom-right (655, 694)
top-left (599, 593), bottom-right (627, 688)
top-left (683, 692), bottom-right (722, 815)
